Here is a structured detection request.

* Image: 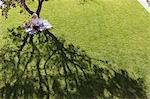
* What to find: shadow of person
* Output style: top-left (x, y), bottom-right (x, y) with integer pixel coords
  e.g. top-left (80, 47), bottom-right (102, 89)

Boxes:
top-left (0, 26), bottom-right (147, 98)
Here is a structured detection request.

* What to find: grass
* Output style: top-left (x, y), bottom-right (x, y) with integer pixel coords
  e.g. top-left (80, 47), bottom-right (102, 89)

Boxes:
top-left (0, 0), bottom-right (150, 96)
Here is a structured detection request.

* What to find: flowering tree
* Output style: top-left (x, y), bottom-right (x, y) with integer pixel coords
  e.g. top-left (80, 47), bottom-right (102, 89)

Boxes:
top-left (0, 0), bottom-right (148, 98)
top-left (0, 0), bottom-right (44, 18)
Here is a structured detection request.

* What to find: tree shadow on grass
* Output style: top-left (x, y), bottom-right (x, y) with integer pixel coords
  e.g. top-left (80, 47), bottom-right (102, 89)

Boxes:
top-left (0, 27), bottom-right (147, 98)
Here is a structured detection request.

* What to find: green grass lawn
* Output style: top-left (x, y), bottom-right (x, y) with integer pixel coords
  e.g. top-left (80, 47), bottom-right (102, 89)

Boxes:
top-left (1, 0), bottom-right (150, 96)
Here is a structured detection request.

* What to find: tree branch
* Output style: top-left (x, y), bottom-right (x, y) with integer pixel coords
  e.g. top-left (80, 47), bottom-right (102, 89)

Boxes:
top-left (21, 0), bottom-right (34, 15)
top-left (36, 0), bottom-right (44, 17)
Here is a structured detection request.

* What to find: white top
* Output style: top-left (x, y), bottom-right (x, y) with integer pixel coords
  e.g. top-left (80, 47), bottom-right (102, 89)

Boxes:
top-left (31, 18), bottom-right (43, 26)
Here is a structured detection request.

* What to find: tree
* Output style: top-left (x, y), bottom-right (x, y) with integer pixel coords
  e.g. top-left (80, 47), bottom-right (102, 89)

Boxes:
top-left (1, 0), bottom-right (45, 18)
top-left (0, 0), bottom-right (148, 98)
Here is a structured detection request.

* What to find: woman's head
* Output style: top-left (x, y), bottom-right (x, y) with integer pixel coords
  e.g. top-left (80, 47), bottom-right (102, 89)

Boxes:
top-left (32, 13), bottom-right (38, 19)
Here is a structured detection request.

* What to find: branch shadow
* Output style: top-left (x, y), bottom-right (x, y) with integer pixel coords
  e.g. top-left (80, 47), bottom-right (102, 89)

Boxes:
top-left (0, 27), bottom-right (147, 98)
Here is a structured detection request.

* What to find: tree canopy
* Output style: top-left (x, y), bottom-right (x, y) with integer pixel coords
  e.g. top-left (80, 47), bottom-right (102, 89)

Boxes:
top-left (1, 0), bottom-right (47, 18)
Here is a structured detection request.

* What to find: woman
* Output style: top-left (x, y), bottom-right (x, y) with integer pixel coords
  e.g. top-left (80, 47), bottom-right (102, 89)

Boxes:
top-left (31, 13), bottom-right (42, 32)
top-left (31, 13), bottom-right (53, 32)
top-left (22, 13), bottom-right (53, 34)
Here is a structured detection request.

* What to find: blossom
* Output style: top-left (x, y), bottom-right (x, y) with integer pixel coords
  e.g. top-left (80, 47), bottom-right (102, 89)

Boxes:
top-left (0, 0), bottom-right (3, 7)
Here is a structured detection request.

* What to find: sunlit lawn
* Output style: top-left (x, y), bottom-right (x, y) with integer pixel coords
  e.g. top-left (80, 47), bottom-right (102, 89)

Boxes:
top-left (0, 0), bottom-right (150, 96)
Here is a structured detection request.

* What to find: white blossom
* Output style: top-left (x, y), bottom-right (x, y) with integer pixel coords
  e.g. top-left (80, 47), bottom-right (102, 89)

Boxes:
top-left (0, 0), bottom-right (3, 7)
